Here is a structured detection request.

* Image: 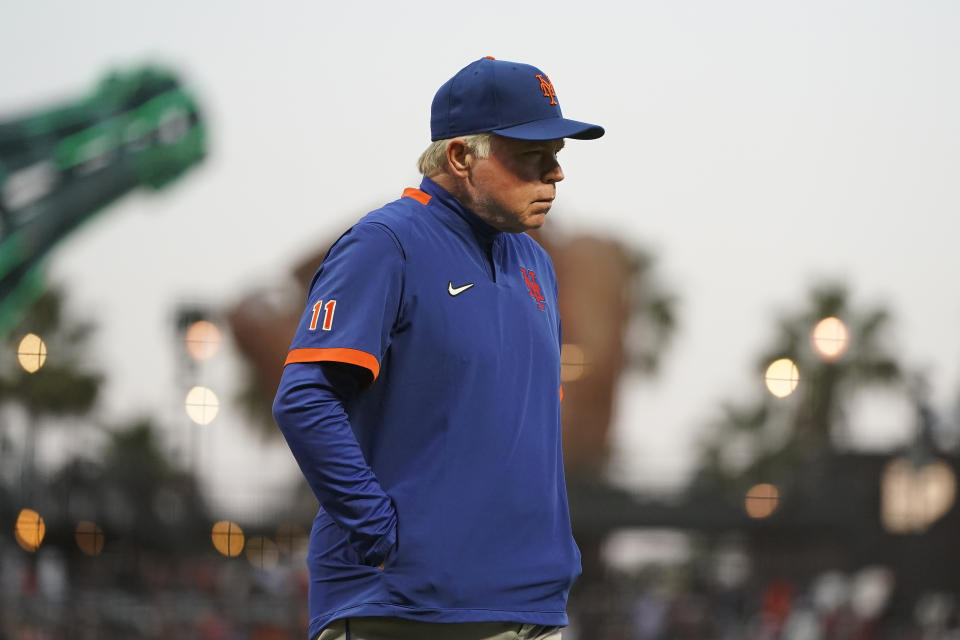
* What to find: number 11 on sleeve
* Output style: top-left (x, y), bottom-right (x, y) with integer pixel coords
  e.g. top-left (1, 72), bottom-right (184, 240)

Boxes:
top-left (309, 299), bottom-right (337, 331)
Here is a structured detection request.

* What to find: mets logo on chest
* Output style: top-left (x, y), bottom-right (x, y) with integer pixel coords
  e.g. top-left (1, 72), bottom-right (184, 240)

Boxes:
top-left (535, 74), bottom-right (558, 106)
top-left (520, 268), bottom-right (546, 310)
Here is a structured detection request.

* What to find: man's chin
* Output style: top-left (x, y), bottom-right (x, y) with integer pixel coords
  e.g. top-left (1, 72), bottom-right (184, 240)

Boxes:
top-left (523, 213), bottom-right (548, 231)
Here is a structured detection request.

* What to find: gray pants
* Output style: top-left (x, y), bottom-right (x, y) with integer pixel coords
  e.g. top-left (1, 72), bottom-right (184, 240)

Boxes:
top-left (317, 617), bottom-right (562, 640)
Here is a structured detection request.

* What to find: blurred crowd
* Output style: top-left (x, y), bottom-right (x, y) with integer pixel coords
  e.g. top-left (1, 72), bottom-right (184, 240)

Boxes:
top-left (0, 538), bottom-right (309, 640)
top-left (567, 565), bottom-right (960, 640)
top-left (5, 535), bottom-right (960, 639)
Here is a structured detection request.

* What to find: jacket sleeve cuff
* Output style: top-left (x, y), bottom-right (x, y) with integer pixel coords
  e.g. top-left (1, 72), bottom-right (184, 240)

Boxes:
top-left (364, 521), bottom-right (397, 567)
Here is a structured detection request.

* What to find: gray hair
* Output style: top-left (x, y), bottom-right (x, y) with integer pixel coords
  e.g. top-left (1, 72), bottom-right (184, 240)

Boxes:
top-left (417, 133), bottom-right (493, 176)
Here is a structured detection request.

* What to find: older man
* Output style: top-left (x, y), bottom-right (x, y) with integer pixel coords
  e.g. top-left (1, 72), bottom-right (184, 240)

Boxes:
top-left (273, 57), bottom-right (604, 640)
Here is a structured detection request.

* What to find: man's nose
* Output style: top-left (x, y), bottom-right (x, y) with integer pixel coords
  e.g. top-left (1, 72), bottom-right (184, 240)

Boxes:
top-left (543, 160), bottom-right (564, 184)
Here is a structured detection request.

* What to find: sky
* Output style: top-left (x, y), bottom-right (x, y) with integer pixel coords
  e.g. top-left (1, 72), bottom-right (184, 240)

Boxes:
top-left (3, 0), bottom-right (959, 518)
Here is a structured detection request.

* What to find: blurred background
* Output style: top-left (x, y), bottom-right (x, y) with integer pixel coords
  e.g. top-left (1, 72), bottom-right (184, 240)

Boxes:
top-left (2, 1), bottom-right (959, 638)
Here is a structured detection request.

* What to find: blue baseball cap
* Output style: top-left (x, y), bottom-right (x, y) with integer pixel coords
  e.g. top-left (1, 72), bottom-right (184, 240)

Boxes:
top-left (430, 57), bottom-right (605, 142)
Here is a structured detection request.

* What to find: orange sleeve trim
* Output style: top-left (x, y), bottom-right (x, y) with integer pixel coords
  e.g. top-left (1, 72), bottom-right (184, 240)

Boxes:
top-left (559, 385), bottom-right (564, 402)
top-left (402, 188), bottom-right (432, 205)
top-left (285, 347), bottom-right (380, 380)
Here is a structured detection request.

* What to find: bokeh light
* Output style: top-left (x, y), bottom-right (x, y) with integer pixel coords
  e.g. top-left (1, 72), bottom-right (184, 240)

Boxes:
top-left (184, 320), bottom-right (222, 361)
top-left (211, 521), bottom-right (244, 557)
top-left (245, 536), bottom-right (280, 570)
top-left (745, 483), bottom-right (780, 519)
top-left (185, 386), bottom-right (219, 425)
top-left (765, 358), bottom-right (799, 398)
top-left (15, 508), bottom-right (46, 552)
top-left (811, 317), bottom-right (849, 361)
top-left (882, 458), bottom-right (956, 534)
top-left (75, 521), bottom-right (106, 556)
top-left (276, 523), bottom-right (309, 558)
top-left (560, 344), bottom-right (590, 382)
top-left (17, 333), bottom-right (47, 373)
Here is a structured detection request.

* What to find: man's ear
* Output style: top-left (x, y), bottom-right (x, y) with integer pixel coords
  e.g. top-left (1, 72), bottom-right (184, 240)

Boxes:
top-left (445, 139), bottom-right (472, 178)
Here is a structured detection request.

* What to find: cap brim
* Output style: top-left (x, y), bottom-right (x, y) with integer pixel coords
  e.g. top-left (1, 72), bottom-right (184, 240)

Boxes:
top-left (493, 117), bottom-right (604, 141)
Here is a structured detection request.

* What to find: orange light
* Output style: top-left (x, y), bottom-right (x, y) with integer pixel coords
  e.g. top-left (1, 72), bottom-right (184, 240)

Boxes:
top-left (17, 334), bottom-right (47, 373)
top-left (211, 521), bottom-right (244, 557)
top-left (560, 344), bottom-right (589, 382)
top-left (245, 536), bottom-right (280, 570)
top-left (185, 320), bottom-right (222, 361)
top-left (745, 483), bottom-right (780, 519)
top-left (75, 521), bottom-right (105, 556)
top-left (15, 508), bottom-right (46, 552)
top-left (276, 523), bottom-right (309, 557)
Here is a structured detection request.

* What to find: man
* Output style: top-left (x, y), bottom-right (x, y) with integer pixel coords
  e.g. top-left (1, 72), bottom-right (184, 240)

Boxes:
top-left (273, 57), bottom-right (604, 640)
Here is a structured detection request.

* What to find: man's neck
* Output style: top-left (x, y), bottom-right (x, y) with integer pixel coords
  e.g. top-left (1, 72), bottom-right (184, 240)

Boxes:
top-left (427, 173), bottom-right (466, 204)
top-left (428, 172), bottom-right (495, 225)
top-left (423, 174), bottom-right (503, 237)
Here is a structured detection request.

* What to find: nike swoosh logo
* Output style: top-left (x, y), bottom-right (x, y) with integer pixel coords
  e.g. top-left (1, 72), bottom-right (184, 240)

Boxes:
top-left (448, 282), bottom-right (475, 296)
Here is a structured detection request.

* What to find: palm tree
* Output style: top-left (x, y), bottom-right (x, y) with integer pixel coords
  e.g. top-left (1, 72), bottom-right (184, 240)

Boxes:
top-left (0, 286), bottom-right (103, 501)
top-left (623, 246), bottom-right (678, 376)
top-left (691, 282), bottom-right (902, 492)
top-left (49, 418), bottom-right (212, 553)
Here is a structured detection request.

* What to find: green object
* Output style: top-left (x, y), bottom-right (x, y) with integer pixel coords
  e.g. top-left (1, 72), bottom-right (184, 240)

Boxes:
top-left (0, 65), bottom-right (207, 334)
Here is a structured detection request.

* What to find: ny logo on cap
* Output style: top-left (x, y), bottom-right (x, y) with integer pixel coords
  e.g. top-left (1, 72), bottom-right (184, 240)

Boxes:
top-left (536, 74), bottom-right (558, 106)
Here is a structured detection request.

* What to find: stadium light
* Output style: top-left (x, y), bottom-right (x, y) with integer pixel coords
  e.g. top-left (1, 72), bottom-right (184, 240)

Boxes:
top-left (184, 320), bottom-right (222, 361)
top-left (15, 508), bottom-right (46, 552)
top-left (245, 536), bottom-right (280, 570)
top-left (17, 333), bottom-right (47, 373)
top-left (881, 458), bottom-right (956, 534)
top-left (764, 358), bottom-right (799, 398)
top-left (276, 523), bottom-right (309, 558)
top-left (75, 521), bottom-right (105, 556)
top-left (560, 343), bottom-right (590, 382)
top-left (811, 317), bottom-right (849, 361)
top-left (744, 483), bottom-right (780, 519)
top-left (185, 386), bottom-right (219, 425)
top-left (211, 521), bottom-right (244, 557)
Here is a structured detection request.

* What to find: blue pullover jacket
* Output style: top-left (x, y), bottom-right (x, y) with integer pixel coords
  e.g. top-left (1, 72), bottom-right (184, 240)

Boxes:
top-left (273, 178), bottom-right (580, 639)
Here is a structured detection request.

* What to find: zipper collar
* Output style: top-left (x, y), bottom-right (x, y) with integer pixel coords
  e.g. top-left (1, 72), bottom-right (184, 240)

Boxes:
top-left (419, 176), bottom-right (502, 244)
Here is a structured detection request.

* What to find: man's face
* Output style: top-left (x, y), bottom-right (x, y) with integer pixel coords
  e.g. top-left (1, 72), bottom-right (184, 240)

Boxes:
top-left (467, 136), bottom-right (565, 233)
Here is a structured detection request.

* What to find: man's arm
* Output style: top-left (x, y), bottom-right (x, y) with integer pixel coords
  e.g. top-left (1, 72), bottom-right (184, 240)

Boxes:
top-left (272, 221), bottom-right (404, 567)
top-left (273, 360), bottom-right (397, 567)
